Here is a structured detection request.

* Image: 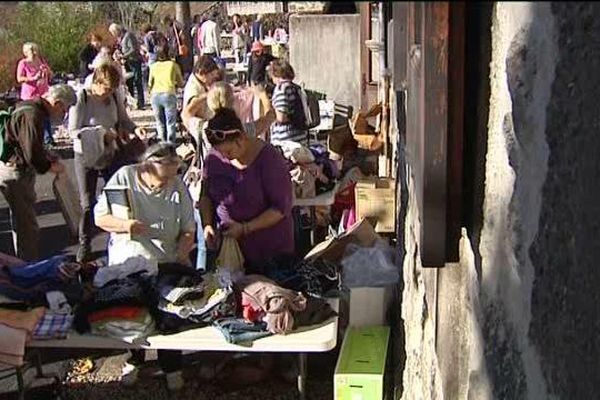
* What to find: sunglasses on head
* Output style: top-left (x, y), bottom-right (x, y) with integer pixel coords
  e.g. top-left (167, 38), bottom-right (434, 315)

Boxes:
top-left (150, 156), bottom-right (181, 165)
top-left (205, 128), bottom-right (242, 141)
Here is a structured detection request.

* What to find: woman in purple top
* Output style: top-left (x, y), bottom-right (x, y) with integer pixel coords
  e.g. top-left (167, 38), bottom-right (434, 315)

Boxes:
top-left (199, 107), bottom-right (294, 270)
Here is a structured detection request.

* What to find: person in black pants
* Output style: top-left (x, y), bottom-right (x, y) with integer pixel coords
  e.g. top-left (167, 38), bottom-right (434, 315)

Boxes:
top-left (247, 41), bottom-right (276, 87)
top-left (109, 23), bottom-right (145, 110)
top-left (67, 63), bottom-right (146, 262)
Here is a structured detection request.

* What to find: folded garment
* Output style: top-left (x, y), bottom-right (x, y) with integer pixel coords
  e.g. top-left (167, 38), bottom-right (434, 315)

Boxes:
top-left (0, 324), bottom-right (27, 366)
top-left (237, 275), bottom-right (307, 334)
top-left (6, 255), bottom-right (67, 287)
top-left (0, 307), bottom-right (45, 331)
top-left (158, 287), bottom-right (232, 319)
top-left (94, 275), bottom-right (149, 304)
top-left (32, 311), bottom-right (74, 340)
top-left (74, 274), bottom-right (156, 334)
top-left (241, 292), bottom-right (265, 323)
top-left (88, 306), bottom-right (146, 324)
top-left (93, 256), bottom-right (158, 288)
top-left (0, 263), bottom-right (83, 305)
top-left (91, 310), bottom-right (155, 342)
top-left (213, 318), bottom-right (271, 345)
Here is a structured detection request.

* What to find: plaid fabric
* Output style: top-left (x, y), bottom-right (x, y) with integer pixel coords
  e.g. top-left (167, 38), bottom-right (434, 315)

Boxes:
top-left (32, 312), bottom-right (74, 340)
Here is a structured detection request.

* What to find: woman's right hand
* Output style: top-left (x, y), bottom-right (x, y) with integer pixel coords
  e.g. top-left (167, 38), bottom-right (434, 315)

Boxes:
top-left (203, 225), bottom-right (218, 250)
top-left (124, 219), bottom-right (148, 235)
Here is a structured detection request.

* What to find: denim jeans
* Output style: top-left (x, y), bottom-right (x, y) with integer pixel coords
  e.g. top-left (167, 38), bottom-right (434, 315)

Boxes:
top-left (213, 318), bottom-right (271, 345)
top-left (151, 93), bottom-right (178, 144)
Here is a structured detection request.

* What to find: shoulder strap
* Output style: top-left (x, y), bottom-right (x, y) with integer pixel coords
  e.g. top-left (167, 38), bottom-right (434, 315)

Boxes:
top-left (174, 25), bottom-right (182, 47)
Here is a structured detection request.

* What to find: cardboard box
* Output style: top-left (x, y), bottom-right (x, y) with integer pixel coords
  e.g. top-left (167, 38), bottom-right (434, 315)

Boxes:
top-left (334, 326), bottom-right (390, 400)
top-left (348, 287), bottom-right (393, 327)
top-left (355, 178), bottom-right (396, 233)
top-left (304, 218), bottom-right (380, 263)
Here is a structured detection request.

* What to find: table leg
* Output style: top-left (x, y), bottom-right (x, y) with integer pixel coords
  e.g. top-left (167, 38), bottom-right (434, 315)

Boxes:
top-left (310, 206), bottom-right (316, 246)
top-left (16, 366), bottom-right (25, 400)
top-left (297, 352), bottom-right (307, 400)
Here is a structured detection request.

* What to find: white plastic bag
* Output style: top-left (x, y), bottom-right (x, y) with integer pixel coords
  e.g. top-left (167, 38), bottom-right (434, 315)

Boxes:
top-left (341, 239), bottom-right (399, 287)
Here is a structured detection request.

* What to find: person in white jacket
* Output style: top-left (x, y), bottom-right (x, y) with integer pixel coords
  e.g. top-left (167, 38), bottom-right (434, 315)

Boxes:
top-left (200, 11), bottom-right (221, 58)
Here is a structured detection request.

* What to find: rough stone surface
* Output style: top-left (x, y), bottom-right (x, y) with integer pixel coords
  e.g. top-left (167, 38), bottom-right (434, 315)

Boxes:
top-left (529, 2), bottom-right (600, 399)
top-left (396, 2), bottom-right (600, 400)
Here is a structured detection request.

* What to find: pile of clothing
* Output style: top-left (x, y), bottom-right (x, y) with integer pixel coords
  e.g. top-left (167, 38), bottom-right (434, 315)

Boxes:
top-left (155, 269), bottom-right (237, 335)
top-left (74, 258), bottom-right (157, 342)
top-left (0, 254), bottom-right (82, 366)
top-left (0, 250), bottom-right (342, 361)
top-left (275, 141), bottom-right (339, 199)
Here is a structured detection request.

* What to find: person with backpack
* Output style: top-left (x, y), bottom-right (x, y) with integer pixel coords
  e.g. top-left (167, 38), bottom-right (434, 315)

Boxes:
top-left (268, 60), bottom-right (309, 145)
top-left (0, 84), bottom-right (76, 261)
top-left (68, 63), bottom-right (147, 263)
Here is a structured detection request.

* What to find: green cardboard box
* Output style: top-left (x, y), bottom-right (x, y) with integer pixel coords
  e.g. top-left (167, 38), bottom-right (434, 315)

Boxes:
top-left (334, 326), bottom-right (390, 400)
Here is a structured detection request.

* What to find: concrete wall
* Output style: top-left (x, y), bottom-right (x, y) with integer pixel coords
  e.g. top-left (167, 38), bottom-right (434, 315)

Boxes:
top-left (289, 14), bottom-right (362, 110)
top-left (397, 2), bottom-right (600, 399)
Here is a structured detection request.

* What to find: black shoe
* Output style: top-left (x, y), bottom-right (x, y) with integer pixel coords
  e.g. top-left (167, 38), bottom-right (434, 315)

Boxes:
top-left (76, 244), bottom-right (92, 263)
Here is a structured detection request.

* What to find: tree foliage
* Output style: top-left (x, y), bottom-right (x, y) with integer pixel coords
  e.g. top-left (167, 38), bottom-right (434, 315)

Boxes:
top-left (4, 3), bottom-right (101, 75)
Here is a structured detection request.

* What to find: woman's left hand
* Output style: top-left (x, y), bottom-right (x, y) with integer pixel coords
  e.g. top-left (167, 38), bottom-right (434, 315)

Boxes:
top-left (223, 220), bottom-right (244, 239)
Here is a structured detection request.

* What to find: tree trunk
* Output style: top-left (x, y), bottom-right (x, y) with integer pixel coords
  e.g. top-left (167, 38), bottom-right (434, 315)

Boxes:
top-left (175, 1), bottom-right (193, 73)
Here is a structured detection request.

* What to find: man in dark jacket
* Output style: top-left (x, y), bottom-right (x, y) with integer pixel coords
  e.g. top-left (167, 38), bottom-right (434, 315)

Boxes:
top-left (247, 41), bottom-right (276, 87)
top-left (0, 84), bottom-right (76, 260)
top-left (78, 33), bottom-right (102, 80)
top-left (109, 23), bottom-right (145, 110)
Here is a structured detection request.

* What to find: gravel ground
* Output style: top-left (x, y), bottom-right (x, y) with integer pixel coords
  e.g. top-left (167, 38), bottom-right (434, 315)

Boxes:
top-left (57, 350), bottom-right (336, 400)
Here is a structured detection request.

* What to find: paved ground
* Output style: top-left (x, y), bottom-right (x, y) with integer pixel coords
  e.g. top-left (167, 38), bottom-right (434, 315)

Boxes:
top-left (0, 108), bottom-right (337, 399)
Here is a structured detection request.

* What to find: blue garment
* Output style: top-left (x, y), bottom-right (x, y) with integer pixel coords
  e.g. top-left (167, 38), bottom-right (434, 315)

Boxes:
top-left (6, 255), bottom-right (66, 287)
top-left (150, 93), bottom-right (178, 143)
top-left (194, 209), bottom-right (206, 272)
top-left (0, 255), bottom-right (83, 304)
top-left (213, 318), bottom-right (271, 345)
top-left (43, 118), bottom-right (53, 145)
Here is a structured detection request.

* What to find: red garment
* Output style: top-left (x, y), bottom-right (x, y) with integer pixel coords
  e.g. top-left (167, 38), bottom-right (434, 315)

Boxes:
top-left (88, 306), bottom-right (145, 324)
top-left (241, 292), bottom-right (265, 322)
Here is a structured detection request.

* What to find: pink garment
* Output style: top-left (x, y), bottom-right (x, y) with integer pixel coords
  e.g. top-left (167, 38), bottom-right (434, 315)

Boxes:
top-left (238, 275), bottom-right (307, 334)
top-left (197, 21), bottom-right (207, 53)
top-left (233, 88), bottom-right (255, 124)
top-left (0, 324), bottom-right (27, 366)
top-left (17, 58), bottom-right (50, 100)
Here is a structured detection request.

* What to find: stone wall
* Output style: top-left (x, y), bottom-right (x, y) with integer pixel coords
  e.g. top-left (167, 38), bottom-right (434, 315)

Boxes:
top-left (288, 14), bottom-right (362, 110)
top-left (398, 2), bottom-right (600, 399)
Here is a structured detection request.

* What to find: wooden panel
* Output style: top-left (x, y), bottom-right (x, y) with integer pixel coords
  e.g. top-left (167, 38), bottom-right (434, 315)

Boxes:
top-left (446, 2), bottom-right (466, 262)
top-left (422, 2), bottom-right (449, 267)
top-left (392, 2), bottom-right (409, 90)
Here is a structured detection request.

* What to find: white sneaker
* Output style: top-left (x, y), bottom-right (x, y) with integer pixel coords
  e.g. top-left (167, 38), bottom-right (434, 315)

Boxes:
top-left (166, 371), bottom-right (184, 391)
top-left (121, 362), bottom-right (139, 386)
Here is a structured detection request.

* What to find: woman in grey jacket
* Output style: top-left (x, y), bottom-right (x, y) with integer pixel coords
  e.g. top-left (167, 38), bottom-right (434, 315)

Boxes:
top-left (68, 62), bottom-right (146, 262)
